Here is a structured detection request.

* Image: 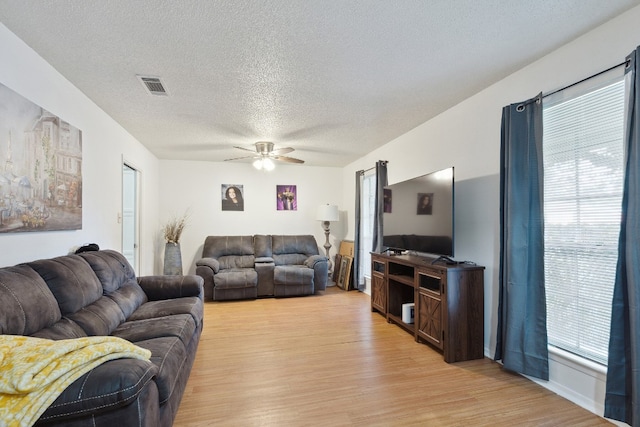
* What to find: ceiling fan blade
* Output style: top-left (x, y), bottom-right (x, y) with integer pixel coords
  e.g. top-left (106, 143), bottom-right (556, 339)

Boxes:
top-left (233, 145), bottom-right (258, 153)
top-left (224, 154), bottom-right (256, 162)
top-left (273, 155), bottom-right (304, 164)
top-left (269, 147), bottom-right (294, 156)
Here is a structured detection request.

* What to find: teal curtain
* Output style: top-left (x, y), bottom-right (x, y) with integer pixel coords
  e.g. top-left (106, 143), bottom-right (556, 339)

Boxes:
top-left (605, 47), bottom-right (640, 425)
top-left (494, 93), bottom-right (549, 380)
top-left (372, 161), bottom-right (388, 253)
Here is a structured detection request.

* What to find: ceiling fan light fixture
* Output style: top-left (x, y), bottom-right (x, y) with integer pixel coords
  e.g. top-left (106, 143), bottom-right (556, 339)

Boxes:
top-left (263, 158), bottom-right (275, 171)
top-left (252, 157), bottom-right (275, 171)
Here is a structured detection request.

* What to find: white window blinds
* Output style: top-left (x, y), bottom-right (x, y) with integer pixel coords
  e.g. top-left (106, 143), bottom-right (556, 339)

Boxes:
top-left (542, 71), bottom-right (625, 365)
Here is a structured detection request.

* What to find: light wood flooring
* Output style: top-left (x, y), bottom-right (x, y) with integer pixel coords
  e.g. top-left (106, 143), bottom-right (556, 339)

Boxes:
top-left (174, 286), bottom-right (611, 426)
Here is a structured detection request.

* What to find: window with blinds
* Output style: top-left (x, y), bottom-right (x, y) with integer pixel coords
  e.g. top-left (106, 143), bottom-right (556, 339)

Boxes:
top-left (542, 70), bottom-right (625, 365)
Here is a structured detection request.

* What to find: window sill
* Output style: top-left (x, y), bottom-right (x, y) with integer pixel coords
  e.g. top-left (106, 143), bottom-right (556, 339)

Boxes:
top-left (548, 345), bottom-right (607, 378)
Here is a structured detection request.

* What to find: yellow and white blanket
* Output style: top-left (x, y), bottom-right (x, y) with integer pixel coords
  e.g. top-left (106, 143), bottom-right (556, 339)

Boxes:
top-left (0, 335), bottom-right (151, 427)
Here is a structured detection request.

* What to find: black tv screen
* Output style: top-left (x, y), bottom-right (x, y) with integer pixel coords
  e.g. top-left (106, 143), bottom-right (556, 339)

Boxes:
top-left (382, 167), bottom-right (454, 257)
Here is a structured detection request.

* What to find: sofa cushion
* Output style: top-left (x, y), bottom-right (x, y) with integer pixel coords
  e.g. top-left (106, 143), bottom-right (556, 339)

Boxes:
top-left (0, 265), bottom-right (62, 335)
top-left (105, 280), bottom-right (148, 320)
top-left (31, 318), bottom-right (87, 340)
top-left (78, 250), bottom-right (137, 293)
top-left (135, 337), bottom-right (188, 405)
top-left (214, 269), bottom-right (258, 289)
top-left (273, 253), bottom-right (308, 266)
top-left (254, 234), bottom-right (273, 257)
top-left (127, 297), bottom-right (203, 327)
top-left (218, 255), bottom-right (255, 270)
top-left (201, 235), bottom-right (254, 258)
top-left (274, 266), bottom-right (315, 297)
top-left (28, 255), bottom-right (103, 316)
top-left (112, 314), bottom-right (196, 349)
top-left (273, 266), bottom-right (315, 286)
top-left (271, 235), bottom-right (319, 256)
top-left (67, 296), bottom-right (126, 336)
top-left (39, 358), bottom-right (158, 421)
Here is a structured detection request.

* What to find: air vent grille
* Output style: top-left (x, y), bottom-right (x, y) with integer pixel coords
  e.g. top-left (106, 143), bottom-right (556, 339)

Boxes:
top-left (137, 75), bottom-right (168, 96)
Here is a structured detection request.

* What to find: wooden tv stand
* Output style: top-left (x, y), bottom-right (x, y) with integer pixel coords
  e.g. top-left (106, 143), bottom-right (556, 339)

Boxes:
top-left (371, 252), bottom-right (485, 363)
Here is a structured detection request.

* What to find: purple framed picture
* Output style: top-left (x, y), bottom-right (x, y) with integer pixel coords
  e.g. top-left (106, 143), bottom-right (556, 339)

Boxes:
top-left (276, 185), bottom-right (297, 211)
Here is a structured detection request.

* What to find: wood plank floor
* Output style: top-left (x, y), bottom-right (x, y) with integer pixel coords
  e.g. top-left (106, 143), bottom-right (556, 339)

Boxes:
top-left (174, 286), bottom-right (611, 426)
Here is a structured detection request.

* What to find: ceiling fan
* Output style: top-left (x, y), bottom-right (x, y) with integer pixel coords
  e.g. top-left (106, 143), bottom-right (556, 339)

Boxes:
top-left (224, 141), bottom-right (305, 170)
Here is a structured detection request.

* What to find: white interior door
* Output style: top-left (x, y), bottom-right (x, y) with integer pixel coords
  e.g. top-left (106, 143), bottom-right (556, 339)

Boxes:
top-left (122, 163), bottom-right (139, 272)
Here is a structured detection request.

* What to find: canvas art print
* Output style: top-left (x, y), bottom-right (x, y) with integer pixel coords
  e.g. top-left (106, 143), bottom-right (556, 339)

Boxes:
top-left (276, 185), bottom-right (297, 211)
top-left (221, 184), bottom-right (244, 211)
top-left (0, 83), bottom-right (82, 232)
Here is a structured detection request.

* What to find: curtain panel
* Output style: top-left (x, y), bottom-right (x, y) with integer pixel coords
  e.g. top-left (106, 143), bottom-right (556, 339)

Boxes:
top-left (354, 170), bottom-right (364, 290)
top-left (372, 161), bottom-right (388, 253)
top-left (494, 93), bottom-right (549, 380)
top-left (605, 46), bottom-right (640, 426)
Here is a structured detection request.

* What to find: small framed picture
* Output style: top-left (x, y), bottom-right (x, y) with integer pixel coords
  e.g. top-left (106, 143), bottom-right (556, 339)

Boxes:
top-left (276, 185), bottom-right (297, 211)
top-left (333, 254), bottom-right (343, 283)
top-left (337, 255), bottom-right (353, 290)
top-left (222, 184), bottom-right (244, 211)
top-left (417, 192), bottom-right (433, 215)
top-left (384, 189), bottom-right (392, 213)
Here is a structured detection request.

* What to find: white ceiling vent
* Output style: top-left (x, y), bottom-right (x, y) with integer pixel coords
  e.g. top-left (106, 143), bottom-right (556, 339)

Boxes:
top-left (137, 75), bottom-right (169, 96)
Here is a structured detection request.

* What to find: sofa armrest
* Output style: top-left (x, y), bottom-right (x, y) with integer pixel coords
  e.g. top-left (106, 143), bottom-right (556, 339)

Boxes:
top-left (40, 358), bottom-right (158, 422)
top-left (137, 275), bottom-right (204, 301)
top-left (304, 254), bottom-right (328, 268)
top-left (255, 257), bottom-right (274, 264)
top-left (196, 257), bottom-right (220, 273)
top-left (305, 255), bottom-right (329, 292)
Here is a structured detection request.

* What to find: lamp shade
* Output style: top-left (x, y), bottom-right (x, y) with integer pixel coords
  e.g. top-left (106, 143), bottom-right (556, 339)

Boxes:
top-left (317, 204), bottom-right (339, 222)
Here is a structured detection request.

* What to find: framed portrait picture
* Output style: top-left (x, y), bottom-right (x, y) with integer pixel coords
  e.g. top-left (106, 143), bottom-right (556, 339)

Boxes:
top-left (384, 188), bottom-right (392, 213)
top-left (276, 185), bottom-right (297, 211)
top-left (221, 184), bottom-right (244, 211)
top-left (417, 192), bottom-right (433, 215)
top-left (337, 255), bottom-right (353, 290)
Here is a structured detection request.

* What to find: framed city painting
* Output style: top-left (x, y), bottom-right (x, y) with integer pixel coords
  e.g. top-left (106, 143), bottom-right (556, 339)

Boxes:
top-left (276, 185), bottom-right (297, 211)
top-left (0, 82), bottom-right (83, 232)
top-left (221, 184), bottom-right (244, 211)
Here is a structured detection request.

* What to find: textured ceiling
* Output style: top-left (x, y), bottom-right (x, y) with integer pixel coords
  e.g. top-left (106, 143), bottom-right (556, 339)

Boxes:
top-left (0, 0), bottom-right (638, 167)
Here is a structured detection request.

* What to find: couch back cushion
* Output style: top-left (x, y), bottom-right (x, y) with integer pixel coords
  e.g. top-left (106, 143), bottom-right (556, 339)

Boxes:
top-left (78, 250), bottom-right (137, 293)
top-left (254, 235), bottom-right (272, 258)
top-left (0, 265), bottom-right (62, 335)
top-left (28, 255), bottom-right (103, 316)
top-left (79, 250), bottom-right (147, 319)
top-left (271, 235), bottom-right (319, 266)
top-left (202, 236), bottom-right (255, 269)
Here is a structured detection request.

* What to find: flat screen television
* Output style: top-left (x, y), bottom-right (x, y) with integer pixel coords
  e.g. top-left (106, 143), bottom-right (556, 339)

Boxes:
top-left (382, 167), bottom-right (454, 257)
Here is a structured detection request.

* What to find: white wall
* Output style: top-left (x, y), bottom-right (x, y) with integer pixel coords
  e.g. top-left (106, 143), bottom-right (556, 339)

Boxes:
top-left (342, 5), bottom-right (640, 420)
top-left (158, 160), bottom-right (344, 275)
top-left (0, 23), bottom-right (161, 275)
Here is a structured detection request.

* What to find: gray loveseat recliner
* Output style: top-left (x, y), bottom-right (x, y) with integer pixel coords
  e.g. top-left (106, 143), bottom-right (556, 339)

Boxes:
top-left (0, 249), bottom-right (203, 427)
top-left (195, 234), bottom-right (329, 301)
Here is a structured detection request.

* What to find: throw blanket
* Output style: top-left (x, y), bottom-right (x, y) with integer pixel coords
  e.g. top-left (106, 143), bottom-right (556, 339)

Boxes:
top-left (0, 335), bottom-right (151, 427)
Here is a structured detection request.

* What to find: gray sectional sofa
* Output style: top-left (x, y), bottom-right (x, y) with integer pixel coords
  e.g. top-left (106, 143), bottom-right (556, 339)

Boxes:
top-left (196, 234), bottom-right (329, 301)
top-left (0, 249), bottom-right (203, 427)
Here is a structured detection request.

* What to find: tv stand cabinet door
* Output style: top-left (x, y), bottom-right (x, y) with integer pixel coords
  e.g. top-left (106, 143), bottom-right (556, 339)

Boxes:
top-left (417, 288), bottom-right (443, 350)
top-left (371, 271), bottom-right (386, 314)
